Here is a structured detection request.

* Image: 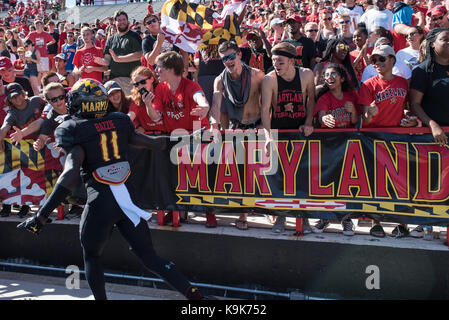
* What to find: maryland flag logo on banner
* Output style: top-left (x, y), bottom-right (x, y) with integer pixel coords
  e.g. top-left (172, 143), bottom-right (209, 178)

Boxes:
top-left (0, 138), bottom-right (64, 206)
top-left (160, 0), bottom-right (246, 53)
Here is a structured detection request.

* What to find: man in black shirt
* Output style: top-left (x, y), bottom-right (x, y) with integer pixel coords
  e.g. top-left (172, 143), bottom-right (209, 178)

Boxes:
top-left (410, 27), bottom-right (449, 145)
top-left (141, 14), bottom-right (180, 68)
top-left (0, 56), bottom-right (33, 97)
top-left (284, 14), bottom-right (317, 70)
top-left (240, 28), bottom-right (273, 74)
top-left (46, 20), bottom-right (59, 72)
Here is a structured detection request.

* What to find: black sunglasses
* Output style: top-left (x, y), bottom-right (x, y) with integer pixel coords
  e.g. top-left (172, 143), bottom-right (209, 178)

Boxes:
top-left (133, 77), bottom-right (151, 87)
top-left (432, 16), bottom-right (444, 21)
top-left (371, 56), bottom-right (387, 64)
top-left (48, 94), bottom-right (65, 103)
top-left (146, 18), bottom-right (158, 25)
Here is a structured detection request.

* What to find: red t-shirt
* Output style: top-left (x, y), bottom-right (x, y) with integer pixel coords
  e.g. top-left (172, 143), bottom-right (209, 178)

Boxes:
top-left (72, 46), bottom-right (104, 83)
top-left (358, 75), bottom-right (408, 128)
top-left (152, 78), bottom-right (209, 133)
top-left (315, 90), bottom-right (359, 128)
top-left (129, 102), bottom-right (166, 133)
top-left (13, 59), bottom-right (25, 76)
top-left (26, 31), bottom-right (54, 57)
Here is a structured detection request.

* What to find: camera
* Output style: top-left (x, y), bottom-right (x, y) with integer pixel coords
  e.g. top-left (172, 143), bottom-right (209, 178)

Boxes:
top-left (139, 87), bottom-right (148, 96)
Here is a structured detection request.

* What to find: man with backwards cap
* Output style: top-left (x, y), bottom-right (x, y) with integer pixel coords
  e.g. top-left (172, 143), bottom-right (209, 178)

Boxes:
top-left (261, 41), bottom-right (316, 234)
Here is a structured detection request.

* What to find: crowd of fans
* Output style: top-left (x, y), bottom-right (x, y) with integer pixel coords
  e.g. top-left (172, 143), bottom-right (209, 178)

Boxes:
top-left (0, 0), bottom-right (447, 240)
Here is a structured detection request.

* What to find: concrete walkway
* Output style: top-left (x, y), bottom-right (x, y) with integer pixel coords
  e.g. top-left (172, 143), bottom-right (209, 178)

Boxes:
top-left (0, 271), bottom-right (185, 300)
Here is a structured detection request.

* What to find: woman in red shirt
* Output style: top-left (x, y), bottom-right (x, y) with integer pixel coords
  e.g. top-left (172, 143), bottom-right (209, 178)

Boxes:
top-left (128, 66), bottom-right (165, 134)
top-left (315, 63), bottom-right (359, 129)
top-left (312, 63), bottom-right (359, 236)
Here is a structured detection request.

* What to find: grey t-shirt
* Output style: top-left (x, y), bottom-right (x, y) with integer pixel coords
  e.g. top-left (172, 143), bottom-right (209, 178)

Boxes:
top-left (4, 96), bottom-right (46, 133)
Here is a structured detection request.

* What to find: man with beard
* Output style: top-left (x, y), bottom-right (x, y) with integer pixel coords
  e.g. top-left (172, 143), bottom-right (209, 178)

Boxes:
top-left (96, 10), bottom-right (142, 95)
top-left (261, 42), bottom-right (316, 234)
top-left (283, 14), bottom-right (317, 70)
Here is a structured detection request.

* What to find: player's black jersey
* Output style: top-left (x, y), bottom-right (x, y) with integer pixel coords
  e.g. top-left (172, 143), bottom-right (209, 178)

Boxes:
top-left (55, 112), bottom-right (135, 183)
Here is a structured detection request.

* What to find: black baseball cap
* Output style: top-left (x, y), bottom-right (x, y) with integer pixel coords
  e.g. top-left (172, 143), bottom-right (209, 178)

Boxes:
top-left (5, 82), bottom-right (24, 99)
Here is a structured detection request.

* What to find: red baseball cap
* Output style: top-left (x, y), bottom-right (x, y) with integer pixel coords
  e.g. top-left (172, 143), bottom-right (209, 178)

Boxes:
top-left (0, 56), bottom-right (12, 70)
top-left (286, 14), bottom-right (302, 23)
top-left (427, 5), bottom-right (447, 16)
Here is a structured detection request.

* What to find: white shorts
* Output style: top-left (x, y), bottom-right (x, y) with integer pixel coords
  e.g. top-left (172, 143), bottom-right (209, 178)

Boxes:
top-left (37, 57), bottom-right (49, 73)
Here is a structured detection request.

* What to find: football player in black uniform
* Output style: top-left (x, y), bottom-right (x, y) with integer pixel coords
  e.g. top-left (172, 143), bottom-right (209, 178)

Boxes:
top-left (18, 79), bottom-right (208, 300)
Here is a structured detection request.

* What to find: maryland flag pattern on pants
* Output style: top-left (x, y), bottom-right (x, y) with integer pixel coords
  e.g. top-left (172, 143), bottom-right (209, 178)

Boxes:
top-left (0, 138), bottom-right (64, 206)
top-left (161, 0), bottom-right (246, 53)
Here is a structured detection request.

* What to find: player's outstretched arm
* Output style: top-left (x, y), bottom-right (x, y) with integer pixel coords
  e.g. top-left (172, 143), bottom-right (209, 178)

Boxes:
top-left (17, 145), bottom-right (85, 235)
top-left (129, 131), bottom-right (167, 150)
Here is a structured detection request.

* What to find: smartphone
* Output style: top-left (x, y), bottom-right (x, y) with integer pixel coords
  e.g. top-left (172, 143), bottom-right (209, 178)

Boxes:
top-left (139, 87), bottom-right (148, 96)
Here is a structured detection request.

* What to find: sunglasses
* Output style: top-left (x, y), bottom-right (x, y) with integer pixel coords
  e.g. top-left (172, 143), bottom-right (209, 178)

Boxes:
top-left (339, 20), bottom-right (351, 24)
top-left (324, 71), bottom-right (339, 78)
top-left (371, 56), bottom-right (387, 64)
top-left (432, 16), bottom-right (444, 22)
top-left (221, 52), bottom-right (237, 63)
top-left (323, 17), bottom-right (332, 21)
top-left (306, 29), bottom-right (319, 32)
top-left (133, 77), bottom-right (151, 87)
top-left (146, 18), bottom-right (158, 25)
top-left (337, 43), bottom-right (350, 51)
top-left (48, 94), bottom-right (65, 103)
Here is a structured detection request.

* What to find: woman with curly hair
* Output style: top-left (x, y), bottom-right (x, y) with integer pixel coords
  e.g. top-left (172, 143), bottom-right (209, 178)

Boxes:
top-left (313, 38), bottom-right (359, 92)
top-left (315, 63), bottom-right (359, 129)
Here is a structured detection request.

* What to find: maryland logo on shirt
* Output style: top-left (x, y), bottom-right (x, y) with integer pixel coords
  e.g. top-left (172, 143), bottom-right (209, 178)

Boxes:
top-left (375, 87), bottom-right (407, 104)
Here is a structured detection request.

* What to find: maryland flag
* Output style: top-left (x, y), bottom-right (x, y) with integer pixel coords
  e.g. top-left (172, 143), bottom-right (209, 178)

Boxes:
top-left (160, 0), bottom-right (247, 53)
top-left (0, 138), bottom-right (64, 206)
